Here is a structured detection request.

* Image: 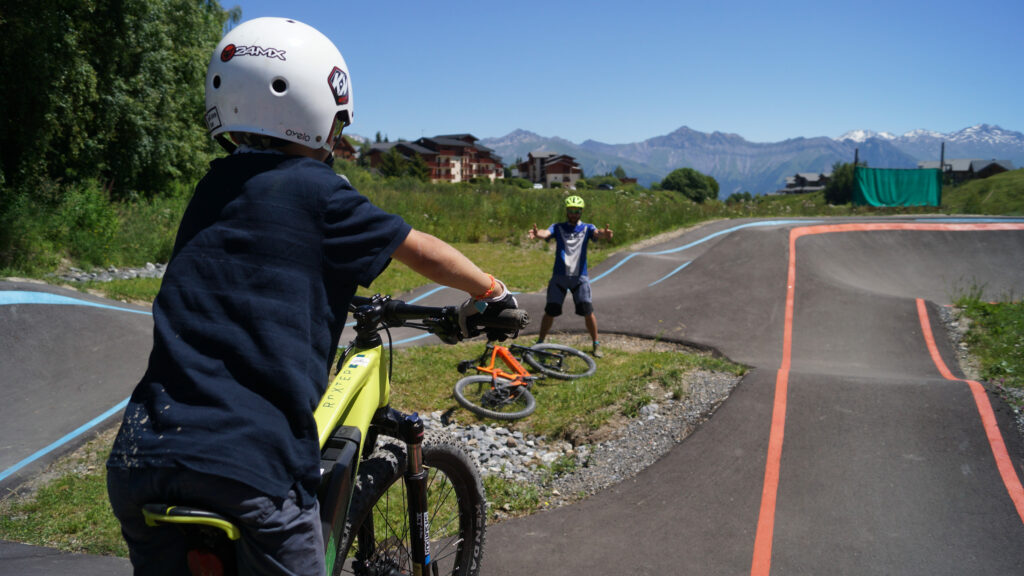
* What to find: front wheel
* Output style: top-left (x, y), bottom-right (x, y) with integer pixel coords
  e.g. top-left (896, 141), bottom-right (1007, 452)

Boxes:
top-left (336, 430), bottom-right (486, 576)
top-left (454, 375), bottom-right (536, 420)
top-left (523, 343), bottom-right (597, 380)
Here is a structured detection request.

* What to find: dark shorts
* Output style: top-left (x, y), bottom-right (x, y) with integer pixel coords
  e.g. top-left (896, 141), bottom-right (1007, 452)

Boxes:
top-left (107, 467), bottom-right (324, 576)
top-left (545, 274), bottom-right (594, 317)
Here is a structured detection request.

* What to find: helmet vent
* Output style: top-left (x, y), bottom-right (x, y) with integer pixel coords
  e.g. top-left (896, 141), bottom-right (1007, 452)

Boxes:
top-left (271, 78), bottom-right (287, 95)
top-left (212, 75), bottom-right (221, 89)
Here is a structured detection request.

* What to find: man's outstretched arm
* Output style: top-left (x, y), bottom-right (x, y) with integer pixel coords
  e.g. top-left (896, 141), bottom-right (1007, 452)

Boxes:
top-left (529, 224), bottom-right (552, 240)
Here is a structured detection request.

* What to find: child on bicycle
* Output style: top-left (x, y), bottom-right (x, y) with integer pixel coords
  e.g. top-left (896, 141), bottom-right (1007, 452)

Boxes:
top-left (105, 17), bottom-right (516, 576)
top-left (528, 195), bottom-right (613, 357)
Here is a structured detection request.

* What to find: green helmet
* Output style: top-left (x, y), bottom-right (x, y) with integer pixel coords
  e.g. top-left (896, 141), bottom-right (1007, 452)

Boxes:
top-left (564, 195), bottom-right (585, 209)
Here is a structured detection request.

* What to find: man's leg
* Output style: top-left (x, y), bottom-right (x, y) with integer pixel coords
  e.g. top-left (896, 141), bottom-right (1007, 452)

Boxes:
top-left (570, 276), bottom-right (602, 358)
top-left (541, 276), bottom-right (567, 343)
top-left (584, 312), bottom-right (602, 358)
top-left (538, 313), bottom-right (555, 342)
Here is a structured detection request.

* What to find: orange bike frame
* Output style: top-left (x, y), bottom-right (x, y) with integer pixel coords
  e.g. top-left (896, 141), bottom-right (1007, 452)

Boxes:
top-left (476, 345), bottom-right (531, 383)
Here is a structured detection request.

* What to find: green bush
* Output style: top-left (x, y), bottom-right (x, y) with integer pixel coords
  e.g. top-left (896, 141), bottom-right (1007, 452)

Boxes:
top-left (0, 188), bottom-right (61, 274)
top-left (660, 168), bottom-right (718, 203)
top-left (824, 162), bottom-right (856, 205)
top-left (55, 181), bottom-right (120, 267)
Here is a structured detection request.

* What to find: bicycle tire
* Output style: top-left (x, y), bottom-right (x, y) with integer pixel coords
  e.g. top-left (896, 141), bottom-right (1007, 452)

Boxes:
top-left (453, 375), bottom-right (536, 420)
top-left (523, 343), bottom-right (597, 380)
top-left (334, 430), bottom-right (486, 576)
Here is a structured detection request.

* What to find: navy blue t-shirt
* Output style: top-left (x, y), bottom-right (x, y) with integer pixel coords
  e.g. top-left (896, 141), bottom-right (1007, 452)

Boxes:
top-left (107, 153), bottom-right (411, 503)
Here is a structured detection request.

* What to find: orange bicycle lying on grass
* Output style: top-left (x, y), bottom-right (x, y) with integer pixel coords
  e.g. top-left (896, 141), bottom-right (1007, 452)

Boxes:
top-left (453, 341), bottom-right (596, 420)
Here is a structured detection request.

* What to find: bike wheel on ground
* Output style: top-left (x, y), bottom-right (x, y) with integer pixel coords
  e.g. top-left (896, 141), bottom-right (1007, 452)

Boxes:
top-left (336, 430), bottom-right (486, 576)
top-left (453, 375), bottom-right (536, 420)
top-left (523, 343), bottom-right (597, 380)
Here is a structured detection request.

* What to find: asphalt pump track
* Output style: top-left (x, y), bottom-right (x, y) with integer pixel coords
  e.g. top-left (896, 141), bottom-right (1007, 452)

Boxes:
top-left (2, 216), bottom-right (1024, 575)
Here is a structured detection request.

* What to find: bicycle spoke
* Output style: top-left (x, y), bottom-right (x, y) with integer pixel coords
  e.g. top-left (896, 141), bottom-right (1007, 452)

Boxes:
top-left (425, 468), bottom-right (465, 566)
top-left (369, 480), bottom-right (411, 567)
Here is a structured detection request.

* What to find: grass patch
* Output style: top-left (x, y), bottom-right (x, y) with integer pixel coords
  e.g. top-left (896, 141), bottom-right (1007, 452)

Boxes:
top-left (483, 475), bottom-right (541, 516)
top-left (942, 169), bottom-right (1024, 216)
top-left (0, 430), bottom-right (126, 557)
top-left (955, 294), bottom-right (1024, 407)
top-left (387, 336), bottom-right (745, 444)
top-left (358, 240), bottom-right (559, 298)
top-left (74, 277), bottom-right (163, 304)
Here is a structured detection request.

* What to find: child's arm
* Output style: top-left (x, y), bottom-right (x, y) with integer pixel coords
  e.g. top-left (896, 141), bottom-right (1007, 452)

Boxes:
top-left (392, 229), bottom-right (497, 298)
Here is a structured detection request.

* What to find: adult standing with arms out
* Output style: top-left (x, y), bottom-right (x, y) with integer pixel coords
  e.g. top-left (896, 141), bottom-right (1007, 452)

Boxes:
top-left (528, 195), bottom-right (613, 357)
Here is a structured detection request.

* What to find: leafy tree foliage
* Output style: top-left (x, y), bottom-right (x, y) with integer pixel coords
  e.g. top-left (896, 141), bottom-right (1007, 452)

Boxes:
top-left (824, 161), bottom-right (857, 204)
top-left (0, 0), bottom-right (228, 199)
top-left (660, 167), bottom-right (719, 203)
top-left (587, 175), bottom-right (621, 190)
top-left (726, 191), bottom-right (754, 203)
top-left (376, 148), bottom-right (430, 181)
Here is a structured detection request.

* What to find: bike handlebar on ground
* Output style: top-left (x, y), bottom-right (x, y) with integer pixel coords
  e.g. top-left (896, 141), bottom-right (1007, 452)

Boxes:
top-left (350, 294), bottom-right (529, 341)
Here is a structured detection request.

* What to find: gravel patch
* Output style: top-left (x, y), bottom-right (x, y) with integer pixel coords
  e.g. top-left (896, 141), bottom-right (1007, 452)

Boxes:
top-left (48, 263), bottom-right (167, 284)
top-left (420, 333), bottom-right (741, 513)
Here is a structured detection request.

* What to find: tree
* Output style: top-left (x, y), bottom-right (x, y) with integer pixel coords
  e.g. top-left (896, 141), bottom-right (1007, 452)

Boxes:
top-left (1, 0), bottom-right (228, 199)
top-left (406, 154), bottom-right (431, 182)
top-left (726, 191), bottom-right (754, 204)
top-left (824, 161), bottom-right (856, 204)
top-left (377, 148), bottom-right (407, 178)
top-left (613, 165), bottom-right (627, 179)
top-left (661, 168), bottom-right (719, 203)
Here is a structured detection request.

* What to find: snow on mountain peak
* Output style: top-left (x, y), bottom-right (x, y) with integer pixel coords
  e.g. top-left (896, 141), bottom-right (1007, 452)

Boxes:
top-left (836, 124), bottom-right (1024, 147)
top-left (837, 129), bottom-right (896, 142)
top-left (901, 129), bottom-right (944, 140)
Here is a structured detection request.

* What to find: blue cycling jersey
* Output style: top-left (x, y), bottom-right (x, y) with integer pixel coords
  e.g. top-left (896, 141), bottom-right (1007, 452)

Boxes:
top-left (546, 221), bottom-right (597, 277)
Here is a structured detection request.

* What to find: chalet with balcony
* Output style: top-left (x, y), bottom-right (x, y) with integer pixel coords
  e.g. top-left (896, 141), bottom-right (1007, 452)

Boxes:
top-left (332, 136), bottom-right (358, 161)
top-left (365, 133), bottom-right (504, 183)
top-left (774, 172), bottom-right (830, 195)
top-left (917, 158), bottom-right (1015, 184)
top-left (517, 152), bottom-right (583, 189)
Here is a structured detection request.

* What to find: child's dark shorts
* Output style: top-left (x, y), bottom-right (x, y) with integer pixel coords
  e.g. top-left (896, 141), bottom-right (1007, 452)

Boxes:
top-left (107, 467), bottom-right (324, 576)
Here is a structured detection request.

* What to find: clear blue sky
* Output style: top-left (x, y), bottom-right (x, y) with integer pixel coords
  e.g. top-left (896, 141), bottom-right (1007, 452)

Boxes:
top-left (228, 0), bottom-right (1022, 144)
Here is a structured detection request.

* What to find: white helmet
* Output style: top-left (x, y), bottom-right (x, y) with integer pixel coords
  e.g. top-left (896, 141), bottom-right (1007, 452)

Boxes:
top-left (204, 17), bottom-right (352, 152)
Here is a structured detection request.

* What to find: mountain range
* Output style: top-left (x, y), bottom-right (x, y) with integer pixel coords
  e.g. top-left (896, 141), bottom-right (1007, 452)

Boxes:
top-left (478, 124), bottom-right (1024, 197)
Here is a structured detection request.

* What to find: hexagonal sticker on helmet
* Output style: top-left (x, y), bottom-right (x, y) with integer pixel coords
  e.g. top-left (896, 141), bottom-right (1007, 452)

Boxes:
top-left (328, 66), bottom-right (349, 106)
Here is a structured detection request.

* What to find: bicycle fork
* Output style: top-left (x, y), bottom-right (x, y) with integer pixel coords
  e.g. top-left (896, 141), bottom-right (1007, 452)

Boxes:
top-left (401, 412), bottom-right (433, 576)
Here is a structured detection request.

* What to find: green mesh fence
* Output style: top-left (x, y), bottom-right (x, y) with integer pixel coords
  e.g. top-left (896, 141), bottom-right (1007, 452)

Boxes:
top-left (853, 166), bottom-right (942, 207)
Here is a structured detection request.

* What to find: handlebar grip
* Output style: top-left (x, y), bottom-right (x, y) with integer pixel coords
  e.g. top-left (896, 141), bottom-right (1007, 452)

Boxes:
top-left (471, 308), bottom-right (530, 331)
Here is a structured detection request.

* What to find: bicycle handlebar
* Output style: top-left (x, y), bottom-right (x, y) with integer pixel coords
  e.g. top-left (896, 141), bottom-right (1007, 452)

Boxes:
top-left (350, 295), bottom-right (529, 341)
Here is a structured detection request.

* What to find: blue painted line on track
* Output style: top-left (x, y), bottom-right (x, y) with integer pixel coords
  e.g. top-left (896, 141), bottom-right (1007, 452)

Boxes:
top-left (0, 290), bottom-right (146, 483)
top-left (590, 220), bottom-right (818, 284)
top-left (407, 285), bottom-right (447, 303)
top-left (649, 261), bottom-right (692, 287)
top-left (0, 290), bottom-right (151, 315)
top-left (0, 398), bottom-right (130, 484)
top-left (392, 332), bottom-right (435, 346)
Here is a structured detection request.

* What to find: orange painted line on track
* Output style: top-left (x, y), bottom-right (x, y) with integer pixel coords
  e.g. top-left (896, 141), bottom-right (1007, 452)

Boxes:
top-left (750, 221), bottom-right (1024, 576)
top-left (916, 298), bottom-right (1024, 524)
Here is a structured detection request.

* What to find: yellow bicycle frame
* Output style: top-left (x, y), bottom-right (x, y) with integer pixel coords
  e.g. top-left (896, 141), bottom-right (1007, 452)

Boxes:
top-left (143, 343), bottom-right (393, 573)
top-left (313, 344), bottom-right (390, 456)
